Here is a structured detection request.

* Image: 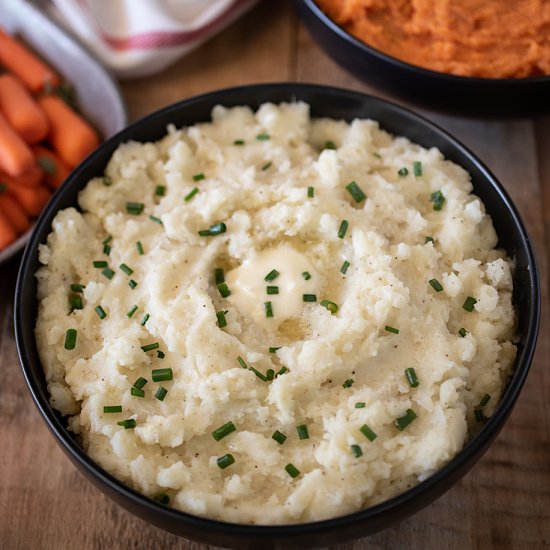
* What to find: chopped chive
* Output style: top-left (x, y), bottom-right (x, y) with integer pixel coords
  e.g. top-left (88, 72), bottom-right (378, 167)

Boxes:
top-left (69, 294), bottom-right (83, 311)
top-left (140, 313), bottom-right (150, 326)
top-left (360, 424), bottom-right (377, 441)
top-left (152, 368), bottom-right (173, 382)
top-left (405, 367), bottom-right (419, 388)
top-left (136, 241), bottom-right (144, 255)
top-left (127, 305), bottom-right (138, 318)
top-left (276, 366), bottom-right (289, 377)
top-left (373, 152), bottom-right (382, 159)
top-left (157, 351), bottom-right (165, 359)
top-left (233, 139), bottom-right (245, 145)
top-left (458, 327), bottom-right (468, 337)
top-left (237, 356), bottom-right (248, 369)
top-left (193, 173), bottom-right (205, 182)
top-left (338, 220), bottom-right (349, 239)
top-left (351, 444), bottom-right (363, 457)
top-left (198, 222), bottom-right (226, 237)
top-left (302, 271), bottom-right (311, 280)
top-left (429, 190), bottom-right (445, 211)
top-left (324, 140), bottom-right (336, 150)
top-left (256, 133), bottom-right (270, 141)
top-left (425, 236), bottom-right (434, 244)
top-left (103, 405), bottom-right (122, 413)
top-left (102, 234), bottom-right (112, 245)
top-left (184, 187), bottom-right (199, 202)
top-left (133, 377), bottom-right (148, 390)
top-left (141, 342), bottom-right (160, 352)
top-left (119, 263), bottom-right (134, 276)
top-left (64, 329), bottom-right (77, 350)
top-left (264, 301), bottom-right (273, 318)
top-left (126, 202), bottom-right (144, 215)
top-left (216, 310), bottom-right (227, 328)
top-left (342, 378), bottom-right (354, 388)
top-left (103, 244), bottom-right (111, 255)
top-left (474, 409), bottom-right (485, 422)
top-left (217, 282), bottom-right (231, 298)
top-left (340, 260), bottom-right (350, 274)
top-left (266, 286), bottom-right (279, 295)
top-left (265, 269), bottom-right (279, 282)
top-left (149, 215), bottom-right (163, 225)
top-left (266, 369), bottom-right (275, 380)
top-left (70, 283), bottom-right (85, 293)
top-left (95, 305), bottom-right (107, 319)
top-left (117, 419), bottom-right (136, 429)
top-left (480, 393), bottom-right (491, 407)
top-left (385, 325), bottom-right (399, 334)
top-left (429, 278), bottom-right (444, 292)
top-left (93, 260), bottom-right (108, 268)
top-left (249, 365), bottom-right (268, 382)
top-left (394, 408), bottom-right (417, 431)
top-left (355, 402), bottom-right (366, 408)
top-left (155, 185), bottom-right (166, 197)
top-left (303, 294), bottom-right (317, 302)
top-left (307, 186), bottom-right (314, 198)
top-left (285, 463), bottom-right (300, 478)
top-left (130, 387), bottom-right (145, 397)
top-left (217, 453), bottom-right (235, 469)
top-left (345, 181), bottom-right (366, 203)
top-left (102, 267), bottom-right (115, 280)
top-left (413, 161), bottom-right (423, 177)
top-left (463, 296), bottom-right (477, 312)
top-left (154, 494), bottom-right (170, 505)
top-left (102, 175), bottom-right (112, 186)
top-left (320, 300), bottom-right (339, 315)
top-left (212, 421), bottom-right (236, 441)
top-left (215, 268), bottom-right (225, 285)
top-left (261, 161), bottom-right (272, 171)
top-left (297, 424), bottom-right (309, 440)
top-left (155, 387), bottom-right (168, 401)
top-left (272, 430), bottom-right (287, 444)
top-left (129, 279), bottom-right (138, 289)
top-left (268, 347), bottom-right (281, 354)
top-left (398, 167), bottom-right (409, 177)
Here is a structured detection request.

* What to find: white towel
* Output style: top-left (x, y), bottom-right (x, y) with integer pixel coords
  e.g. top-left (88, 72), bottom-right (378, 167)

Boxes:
top-left (51, 0), bottom-right (258, 79)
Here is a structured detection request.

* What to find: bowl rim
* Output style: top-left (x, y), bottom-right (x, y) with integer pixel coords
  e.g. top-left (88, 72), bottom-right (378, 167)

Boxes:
top-left (301, 0), bottom-right (550, 85)
top-left (14, 82), bottom-right (541, 539)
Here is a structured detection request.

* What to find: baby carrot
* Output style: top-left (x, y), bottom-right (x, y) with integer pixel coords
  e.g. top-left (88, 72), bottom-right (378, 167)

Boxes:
top-left (38, 95), bottom-right (100, 168)
top-left (0, 207), bottom-right (18, 250)
top-left (0, 112), bottom-right (34, 176)
top-left (0, 74), bottom-right (49, 143)
top-left (0, 164), bottom-right (43, 188)
top-left (5, 181), bottom-right (51, 217)
top-left (0, 192), bottom-right (30, 234)
top-left (33, 145), bottom-right (70, 189)
top-left (0, 29), bottom-right (60, 93)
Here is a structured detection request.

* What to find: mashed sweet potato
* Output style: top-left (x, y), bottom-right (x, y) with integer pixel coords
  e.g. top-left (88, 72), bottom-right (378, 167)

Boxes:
top-left (317, 0), bottom-right (550, 78)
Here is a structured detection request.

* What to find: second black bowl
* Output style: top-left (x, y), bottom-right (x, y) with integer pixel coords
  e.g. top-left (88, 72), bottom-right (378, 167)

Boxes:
top-left (15, 83), bottom-right (540, 549)
top-left (295, 0), bottom-right (550, 117)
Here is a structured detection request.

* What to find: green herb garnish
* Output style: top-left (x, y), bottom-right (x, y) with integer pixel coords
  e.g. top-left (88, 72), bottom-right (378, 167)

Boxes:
top-left (212, 421), bottom-right (236, 441)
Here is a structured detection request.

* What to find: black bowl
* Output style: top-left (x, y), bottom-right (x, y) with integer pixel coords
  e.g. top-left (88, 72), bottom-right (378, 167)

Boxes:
top-left (15, 83), bottom-right (540, 549)
top-left (295, 0), bottom-right (550, 117)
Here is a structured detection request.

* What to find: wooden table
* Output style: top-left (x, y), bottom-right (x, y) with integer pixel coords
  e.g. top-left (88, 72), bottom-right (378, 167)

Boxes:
top-left (1, 3), bottom-right (549, 548)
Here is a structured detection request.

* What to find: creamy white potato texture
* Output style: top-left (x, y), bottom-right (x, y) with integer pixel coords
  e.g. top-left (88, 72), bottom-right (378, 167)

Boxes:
top-left (36, 102), bottom-right (516, 524)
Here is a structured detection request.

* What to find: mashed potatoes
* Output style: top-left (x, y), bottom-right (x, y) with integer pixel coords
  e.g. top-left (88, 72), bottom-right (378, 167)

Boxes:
top-left (35, 102), bottom-right (516, 524)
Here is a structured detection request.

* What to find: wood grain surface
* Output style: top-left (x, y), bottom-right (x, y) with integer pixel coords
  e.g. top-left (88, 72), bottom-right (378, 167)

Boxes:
top-left (1, 2), bottom-right (549, 549)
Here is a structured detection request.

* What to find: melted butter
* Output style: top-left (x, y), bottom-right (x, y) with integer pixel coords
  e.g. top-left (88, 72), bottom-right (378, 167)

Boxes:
top-left (225, 245), bottom-right (320, 329)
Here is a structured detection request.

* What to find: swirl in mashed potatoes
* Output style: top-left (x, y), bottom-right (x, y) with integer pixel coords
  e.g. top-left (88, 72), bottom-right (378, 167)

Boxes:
top-left (35, 102), bottom-right (516, 523)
